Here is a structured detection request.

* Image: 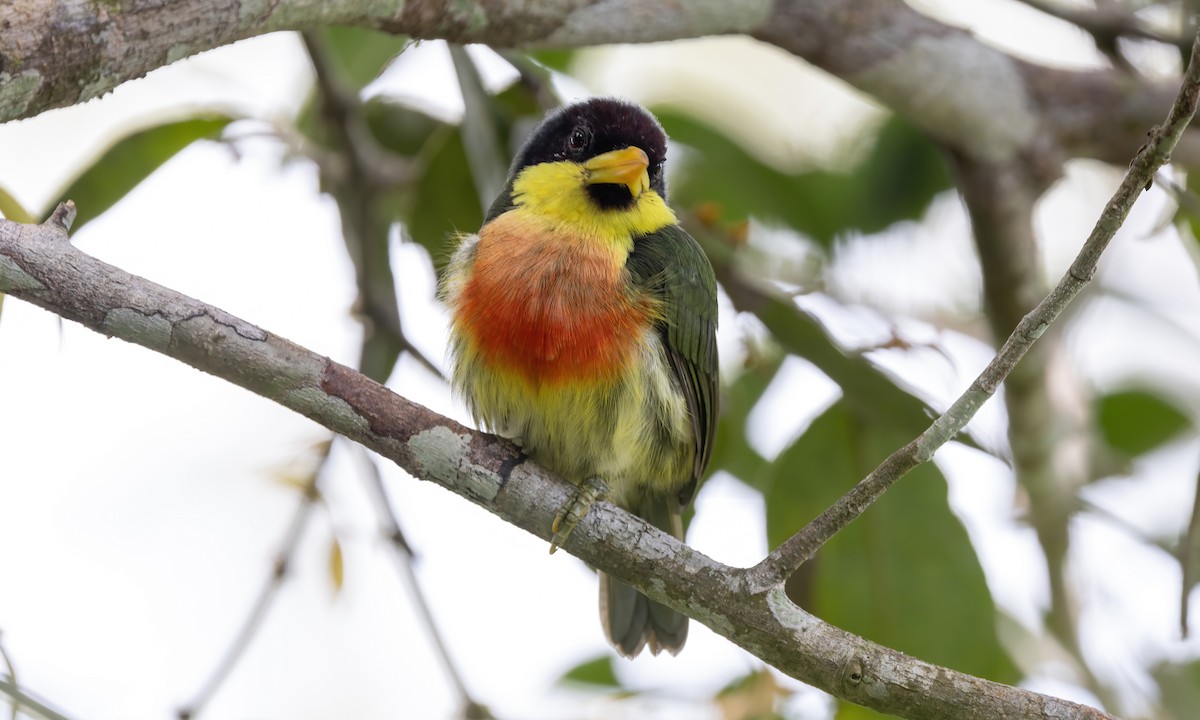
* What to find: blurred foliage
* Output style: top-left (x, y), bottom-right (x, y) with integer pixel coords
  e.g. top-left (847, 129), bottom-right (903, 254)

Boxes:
top-left (764, 401), bottom-right (1016, 706)
top-left (706, 352), bottom-right (779, 487)
top-left (317, 26), bottom-right (411, 88)
top-left (45, 115), bottom-right (234, 232)
top-left (0, 184), bottom-right (34, 223)
top-left (526, 48), bottom-right (577, 73)
top-left (1153, 659), bottom-right (1200, 720)
top-left (699, 238), bottom-right (953, 445)
top-left (1096, 388), bottom-right (1191, 457)
top-left (716, 668), bottom-right (788, 720)
top-left (660, 110), bottom-right (952, 247)
top-left (559, 654), bottom-right (622, 688)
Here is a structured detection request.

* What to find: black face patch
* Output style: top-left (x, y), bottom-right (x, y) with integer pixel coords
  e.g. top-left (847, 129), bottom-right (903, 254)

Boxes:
top-left (508, 98), bottom-right (670, 206)
top-left (586, 183), bottom-right (639, 210)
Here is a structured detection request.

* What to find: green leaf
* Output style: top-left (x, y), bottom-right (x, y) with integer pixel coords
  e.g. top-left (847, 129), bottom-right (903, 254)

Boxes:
top-left (1097, 389), bottom-right (1191, 457)
top-left (450, 45), bottom-right (508, 209)
top-left (317, 27), bottom-right (411, 89)
top-left (363, 97), bottom-right (446, 156)
top-left (706, 353), bottom-right (781, 490)
top-left (715, 668), bottom-right (786, 720)
top-left (1179, 168), bottom-right (1200, 250)
top-left (0, 184), bottom-right (34, 223)
top-left (526, 49), bottom-right (576, 73)
top-left (765, 401), bottom-right (1015, 707)
top-left (295, 29), bottom-right (410, 146)
top-left (657, 111), bottom-right (951, 247)
top-left (558, 655), bottom-right (621, 688)
top-left (854, 116), bottom-right (954, 232)
top-left (836, 703), bottom-right (891, 720)
top-left (407, 125), bottom-right (485, 273)
top-left (1153, 659), bottom-right (1200, 720)
top-left (45, 115), bottom-right (234, 232)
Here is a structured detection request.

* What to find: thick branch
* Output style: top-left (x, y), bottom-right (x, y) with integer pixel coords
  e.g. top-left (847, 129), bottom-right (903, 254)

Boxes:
top-left (0, 206), bottom-right (1112, 720)
top-left (0, 0), bottom-right (768, 123)
top-left (2, 0), bottom-right (1195, 170)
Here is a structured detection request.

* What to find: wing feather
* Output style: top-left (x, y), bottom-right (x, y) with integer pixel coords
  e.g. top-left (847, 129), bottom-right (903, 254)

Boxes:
top-left (626, 224), bottom-right (718, 505)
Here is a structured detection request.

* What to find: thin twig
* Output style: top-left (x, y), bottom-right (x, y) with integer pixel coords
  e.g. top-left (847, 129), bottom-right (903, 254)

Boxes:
top-left (1182, 468), bottom-right (1200, 637)
top-left (749, 21), bottom-right (1200, 590)
top-left (350, 445), bottom-right (494, 720)
top-left (177, 446), bottom-right (330, 719)
top-left (1015, 0), bottom-right (1190, 52)
top-left (0, 676), bottom-right (75, 720)
top-left (0, 633), bottom-right (17, 720)
top-left (301, 31), bottom-right (443, 382)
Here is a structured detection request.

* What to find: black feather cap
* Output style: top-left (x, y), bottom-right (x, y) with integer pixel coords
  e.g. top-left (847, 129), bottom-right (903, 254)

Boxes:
top-left (506, 98), bottom-right (670, 205)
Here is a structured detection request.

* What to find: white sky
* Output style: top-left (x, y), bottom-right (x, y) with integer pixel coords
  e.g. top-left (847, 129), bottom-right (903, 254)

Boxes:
top-left (1, 4), bottom-right (1200, 719)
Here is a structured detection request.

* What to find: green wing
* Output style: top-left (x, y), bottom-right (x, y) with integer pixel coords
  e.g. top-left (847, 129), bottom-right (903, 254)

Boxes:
top-left (626, 223), bottom-right (719, 505)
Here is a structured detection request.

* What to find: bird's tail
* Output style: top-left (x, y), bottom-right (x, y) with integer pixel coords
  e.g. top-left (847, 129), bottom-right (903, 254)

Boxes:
top-left (599, 496), bottom-right (688, 657)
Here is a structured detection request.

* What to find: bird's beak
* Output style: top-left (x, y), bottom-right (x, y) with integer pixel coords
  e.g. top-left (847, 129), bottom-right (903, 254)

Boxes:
top-left (583, 147), bottom-right (650, 198)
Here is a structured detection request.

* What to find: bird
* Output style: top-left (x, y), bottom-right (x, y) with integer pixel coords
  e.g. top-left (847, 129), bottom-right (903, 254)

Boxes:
top-left (440, 97), bottom-right (718, 657)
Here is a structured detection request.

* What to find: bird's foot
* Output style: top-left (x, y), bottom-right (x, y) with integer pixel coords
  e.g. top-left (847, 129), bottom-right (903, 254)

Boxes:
top-left (550, 476), bottom-right (608, 554)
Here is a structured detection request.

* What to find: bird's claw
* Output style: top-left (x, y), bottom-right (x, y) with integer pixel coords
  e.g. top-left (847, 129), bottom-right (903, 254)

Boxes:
top-left (550, 476), bottom-right (608, 553)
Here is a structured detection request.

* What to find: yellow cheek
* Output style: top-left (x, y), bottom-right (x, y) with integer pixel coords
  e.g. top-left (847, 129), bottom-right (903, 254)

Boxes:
top-left (510, 161), bottom-right (677, 250)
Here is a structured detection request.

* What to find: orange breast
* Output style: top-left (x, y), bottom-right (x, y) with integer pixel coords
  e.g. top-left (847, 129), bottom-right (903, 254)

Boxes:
top-left (456, 213), bottom-right (655, 385)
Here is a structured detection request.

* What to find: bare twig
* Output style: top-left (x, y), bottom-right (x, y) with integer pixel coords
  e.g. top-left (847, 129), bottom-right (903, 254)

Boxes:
top-left (0, 633), bottom-right (18, 720)
top-left (1015, 0), bottom-right (1190, 52)
top-left (351, 445), bottom-right (494, 720)
top-left (1182, 468), bottom-right (1200, 637)
top-left (749, 20), bottom-right (1200, 589)
top-left (0, 676), bottom-right (75, 720)
top-left (177, 446), bottom-right (330, 719)
top-left (301, 31), bottom-right (443, 382)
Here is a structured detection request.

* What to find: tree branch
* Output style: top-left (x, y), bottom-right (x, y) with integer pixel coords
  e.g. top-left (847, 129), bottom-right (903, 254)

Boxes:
top-left (0, 205), bottom-right (1113, 719)
top-left (178, 443), bottom-right (328, 720)
top-left (301, 32), bottom-right (442, 382)
top-left (350, 444), bottom-right (493, 719)
top-left (1015, 0), bottom-right (1190, 52)
top-left (0, 675), bottom-right (75, 720)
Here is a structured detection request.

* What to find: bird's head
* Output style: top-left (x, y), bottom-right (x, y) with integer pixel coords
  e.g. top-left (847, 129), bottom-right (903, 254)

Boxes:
top-left (504, 98), bottom-right (669, 213)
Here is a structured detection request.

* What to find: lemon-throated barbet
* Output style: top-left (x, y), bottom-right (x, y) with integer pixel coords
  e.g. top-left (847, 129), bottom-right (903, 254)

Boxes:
top-left (441, 98), bottom-right (718, 657)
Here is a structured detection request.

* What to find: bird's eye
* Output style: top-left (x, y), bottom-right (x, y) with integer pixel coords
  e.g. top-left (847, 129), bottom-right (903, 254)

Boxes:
top-left (567, 126), bottom-right (590, 155)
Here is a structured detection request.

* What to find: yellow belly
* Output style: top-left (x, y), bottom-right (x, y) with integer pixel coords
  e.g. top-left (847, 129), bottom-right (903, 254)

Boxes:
top-left (457, 327), bottom-right (693, 506)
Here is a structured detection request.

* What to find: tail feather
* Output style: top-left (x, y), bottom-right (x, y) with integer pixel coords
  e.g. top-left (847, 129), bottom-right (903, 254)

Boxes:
top-left (600, 573), bottom-right (687, 657)
top-left (599, 494), bottom-right (688, 657)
